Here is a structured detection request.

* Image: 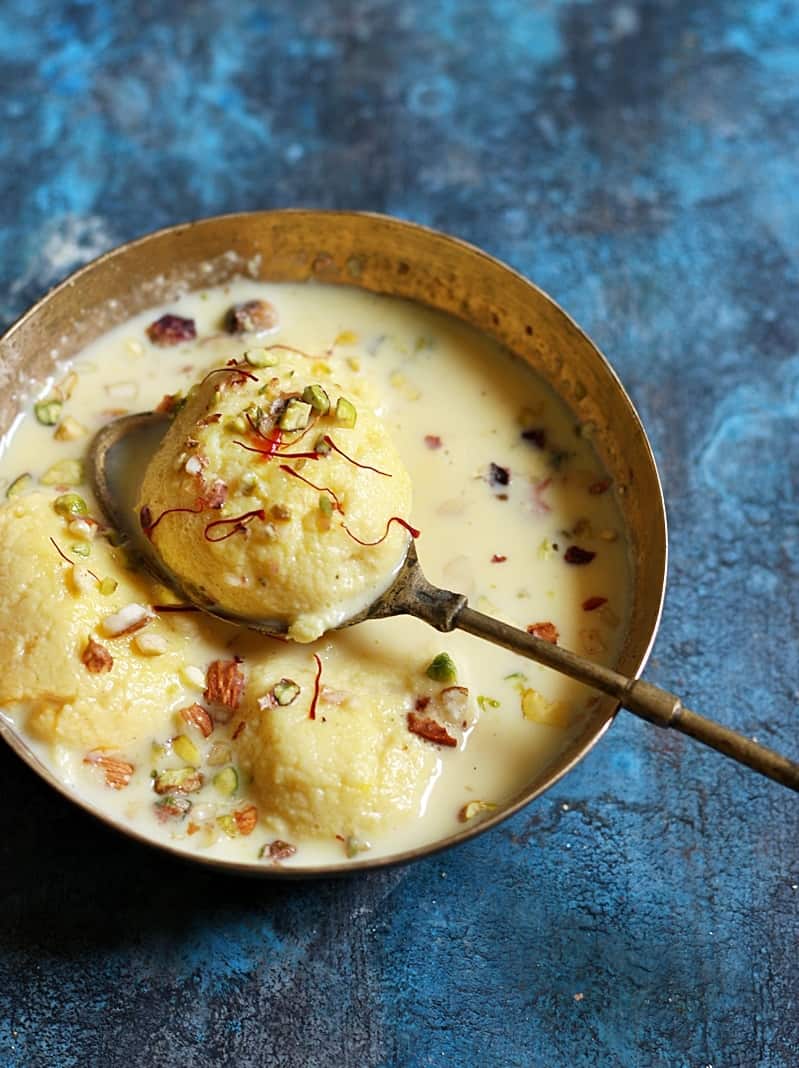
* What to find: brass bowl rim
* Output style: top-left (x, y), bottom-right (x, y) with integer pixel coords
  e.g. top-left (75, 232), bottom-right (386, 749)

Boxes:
top-left (0, 209), bottom-right (668, 877)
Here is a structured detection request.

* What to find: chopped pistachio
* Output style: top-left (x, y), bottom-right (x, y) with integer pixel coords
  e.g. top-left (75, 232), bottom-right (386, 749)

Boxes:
top-left (172, 734), bottom-right (201, 765)
top-left (314, 436), bottom-right (332, 455)
top-left (40, 458), bottom-right (83, 486)
top-left (70, 542), bottom-right (91, 558)
top-left (278, 399), bottom-right (312, 431)
top-left (458, 800), bottom-right (498, 822)
top-left (6, 473), bottom-right (33, 499)
top-left (344, 835), bottom-right (370, 858)
top-left (244, 347), bottom-right (279, 368)
top-left (151, 741), bottom-right (168, 761)
top-left (318, 494), bottom-right (333, 517)
top-left (53, 492), bottom-right (88, 517)
top-left (135, 633), bottom-right (167, 656)
top-left (153, 767), bottom-right (204, 794)
top-left (213, 766), bottom-right (239, 796)
top-left (217, 814), bottom-right (239, 838)
top-left (334, 330), bottom-right (358, 346)
top-left (302, 383), bottom-right (331, 414)
top-left (334, 396), bottom-right (357, 428)
top-left (154, 795), bottom-right (192, 821)
top-left (425, 652), bottom-right (457, 684)
top-left (272, 678), bottom-right (301, 706)
top-left (34, 399), bottom-right (62, 426)
top-left (99, 577), bottom-right (118, 597)
top-left (311, 360), bottom-right (331, 376)
top-left (477, 695), bottom-right (501, 713)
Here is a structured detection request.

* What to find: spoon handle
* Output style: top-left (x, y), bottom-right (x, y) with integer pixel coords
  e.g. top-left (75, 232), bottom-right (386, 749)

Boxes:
top-left (454, 605), bottom-right (799, 792)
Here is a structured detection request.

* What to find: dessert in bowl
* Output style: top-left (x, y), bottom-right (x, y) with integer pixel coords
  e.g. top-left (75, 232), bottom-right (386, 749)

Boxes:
top-left (0, 212), bottom-right (666, 874)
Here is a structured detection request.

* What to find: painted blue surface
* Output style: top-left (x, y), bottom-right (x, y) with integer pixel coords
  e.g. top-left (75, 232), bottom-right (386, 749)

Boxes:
top-left (1, 2), bottom-right (798, 1065)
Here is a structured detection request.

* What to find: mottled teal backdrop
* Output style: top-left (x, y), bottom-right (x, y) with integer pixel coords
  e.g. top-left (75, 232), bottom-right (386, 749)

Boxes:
top-left (1, 2), bottom-right (798, 1066)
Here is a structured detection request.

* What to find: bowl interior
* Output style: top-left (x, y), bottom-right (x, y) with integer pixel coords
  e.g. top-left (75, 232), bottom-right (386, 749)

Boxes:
top-left (0, 210), bottom-right (667, 874)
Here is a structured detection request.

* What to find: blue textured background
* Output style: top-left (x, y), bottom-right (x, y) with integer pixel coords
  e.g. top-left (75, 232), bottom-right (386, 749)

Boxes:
top-left (1, 3), bottom-right (798, 1066)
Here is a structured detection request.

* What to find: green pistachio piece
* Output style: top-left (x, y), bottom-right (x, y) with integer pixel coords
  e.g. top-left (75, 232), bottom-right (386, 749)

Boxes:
top-left (217, 813), bottom-right (239, 838)
top-left (172, 734), bottom-right (201, 765)
top-left (278, 399), bottom-right (312, 431)
top-left (154, 795), bottom-right (192, 821)
top-left (212, 766), bottom-right (239, 796)
top-left (70, 542), bottom-right (91, 558)
top-left (334, 396), bottom-right (357, 428)
top-left (318, 494), bottom-right (333, 517)
top-left (6, 473), bottom-right (33, 499)
top-left (477, 695), bottom-right (501, 713)
top-left (225, 414), bottom-right (249, 434)
top-left (40, 459), bottom-right (84, 487)
top-left (34, 399), bottom-right (62, 426)
top-left (314, 436), bottom-right (332, 455)
top-left (302, 383), bottom-right (330, 414)
top-left (240, 471), bottom-right (259, 496)
top-left (53, 492), bottom-right (88, 517)
top-left (425, 652), bottom-right (457, 684)
top-left (153, 767), bottom-right (204, 795)
top-left (244, 347), bottom-right (279, 368)
top-left (272, 678), bottom-right (301, 706)
top-left (99, 577), bottom-right (118, 596)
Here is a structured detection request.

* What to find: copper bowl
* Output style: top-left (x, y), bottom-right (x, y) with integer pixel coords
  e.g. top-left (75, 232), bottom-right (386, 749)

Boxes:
top-left (0, 211), bottom-right (667, 875)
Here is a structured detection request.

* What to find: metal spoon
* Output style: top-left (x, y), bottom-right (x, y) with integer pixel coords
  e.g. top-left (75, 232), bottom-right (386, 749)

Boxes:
top-left (89, 412), bottom-right (799, 793)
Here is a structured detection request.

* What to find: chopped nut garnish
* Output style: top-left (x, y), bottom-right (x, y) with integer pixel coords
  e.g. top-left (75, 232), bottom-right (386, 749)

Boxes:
top-left (54, 416), bottom-right (87, 442)
top-left (205, 659), bottom-right (246, 710)
top-left (154, 795), bottom-right (192, 822)
top-left (153, 767), bottom-right (204, 794)
top-left (260, 840), bottom-right (297, 862)
top-left (34, 399), bottom-right (62, 426)
top-left (134, 633), bottom-right (168, 656)
top-left (278, 398), bottom-right (312, 431)
top-left (458, 800), bottom-right (498, 822)
top-left (200, 479), bottom-right (228, 509)
top-left (424, 434), bottom-right (443, 450)
top-left (425, 652), bottom-right (458, 684)
top-left (81, 639), bottom-right (113, 674)
top-left (334, 396), bottom-right (357, 428)
top-left (439, 685), bottom-right (469, 723)
top-left (521, 688), bottom-right (571, 727)
top-left (206, 741), bottom-right (231, 766)
top-left (40, 458), bottom-right (83, 486)
top-left (180, 702), bottom-right (214, 738)
top-left (146, 314), bottom-right (197, 346)
top-left (172, 734), bottom-right (201, 764)
top-left (234, 805), bottom-right (258, 836)
top-left (526, 621), bottom-right (559, 644)
top-left (564, 545), bottom-right (596, 565)
top-left (407, 711), bottom-right (457, 747)
top-left (180, 664), bottom-right (206, 690)
top-left (582, 596), bottom-right (608, 612)
top-left (271, 678), bottom-right (301, 706)
top-left (101, 603), bottom-right (153, 638)
top-left (84, 750), bottom-right (133, 789)
top-left (491, 553), bottom-right (507, 563)
top-left (225, 299), bottom-right (278, 334)
top-left (302, 383), bottom-right (331, 414)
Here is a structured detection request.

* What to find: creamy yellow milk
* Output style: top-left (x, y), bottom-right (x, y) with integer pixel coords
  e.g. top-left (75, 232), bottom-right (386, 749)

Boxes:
top-left (0, 282), bottom-right (630, 867)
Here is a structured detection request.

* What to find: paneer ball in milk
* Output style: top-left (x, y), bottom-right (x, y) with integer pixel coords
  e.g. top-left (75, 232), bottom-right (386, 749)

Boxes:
top-left (137, 348), bottom-right (414, 642)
